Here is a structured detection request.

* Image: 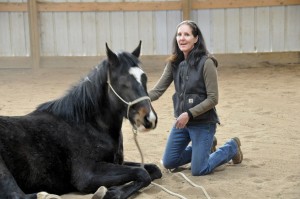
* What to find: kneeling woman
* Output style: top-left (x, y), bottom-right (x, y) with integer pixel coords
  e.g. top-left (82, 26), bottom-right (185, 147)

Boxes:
top-left (149, 20), bottom-right (243, 176)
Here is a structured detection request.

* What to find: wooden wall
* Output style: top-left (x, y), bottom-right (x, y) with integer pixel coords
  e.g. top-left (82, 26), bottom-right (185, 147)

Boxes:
top-left (0, 0), bottom-right (299, 69)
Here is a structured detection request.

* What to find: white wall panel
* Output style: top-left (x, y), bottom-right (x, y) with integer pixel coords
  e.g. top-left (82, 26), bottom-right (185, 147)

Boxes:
top-left (286, 5), bottom-right (300, 51)
top-left (109, 0), bottom-right (124, 51)
top-left (211, 9), bottom-right (226, 53)
top-left (67, 0), bottom-right (83, 56)
top-left (270, 6), bottom-right (285, 52)
top-left (96, 0), bottom-right (111, 55)
top-left (153, 0), bottom-right (167, 55)
top-left (255, 7), bottom-right (270, 52)
top-left (0, 0), bottom-right (10, 56)
top-left (40, 12), bottom-right (55, 55)
top-left (166, 10), bottom-right (181, 54)
top-left (240, 8), bottom-right (255, 52)
top-left (194, 9), bottom-right (212, 53)
top-left (0, 11), bottom-right (12, 55)
top-left (124, 11), bottom-right (139, 52)
top-left (9, 0), bottom-right (28, 56)
top-left (0, 0), bottom-right (29, 56)
top-left (82, 2), bottom-right (97, 56)
top-left (53, 12), bottom-right (68, 55)
top-left (139, 11), bottom-right (154, 55)
top-left (154, 9), bottom-right (181, 55)
top-left (138, 0), bottom-right (153, 55)
top-left (110, 11), bottom-right (125, 51)
top-left (50, 0), bottom-right (68, 56)
top-left (226, 9), bottom-right (240, 53)
top-left (10, 12), bottom-right (28, 55)
top-left (154, 11), bottom-right (168, 55)
top-left (124, 1), bottom-right (138, 52)
top-left (23, 11), bottom-right (29, 56)
top-left (193, 6), bottom-right (299, 53)
top-left (0, 1), bottom-right (299, 57)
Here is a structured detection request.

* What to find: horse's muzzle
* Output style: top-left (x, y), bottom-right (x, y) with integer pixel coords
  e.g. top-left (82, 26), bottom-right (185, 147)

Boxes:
top-left (133, 106), bottom-right (157, 131)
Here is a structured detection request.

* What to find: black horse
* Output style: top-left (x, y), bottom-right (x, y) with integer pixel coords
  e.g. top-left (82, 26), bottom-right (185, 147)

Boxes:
top-left (0, 42), bottom-right (162, 199)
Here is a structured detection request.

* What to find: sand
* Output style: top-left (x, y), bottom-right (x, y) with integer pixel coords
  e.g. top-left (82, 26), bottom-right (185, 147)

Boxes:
top-left (0, 64), bottom-right (299, 199)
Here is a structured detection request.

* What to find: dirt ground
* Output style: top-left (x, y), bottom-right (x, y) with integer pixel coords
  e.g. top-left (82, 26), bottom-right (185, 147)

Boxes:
top-left (0, 63), bottom-right (299, 199)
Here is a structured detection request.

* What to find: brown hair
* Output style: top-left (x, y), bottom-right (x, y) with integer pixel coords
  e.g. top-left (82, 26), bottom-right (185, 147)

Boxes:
top-left (168, 20), bottom-right (218, 67)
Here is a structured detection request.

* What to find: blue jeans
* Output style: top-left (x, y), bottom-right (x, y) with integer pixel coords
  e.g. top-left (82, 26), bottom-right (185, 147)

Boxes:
top-left (162, 123), bottom-right (238, 176)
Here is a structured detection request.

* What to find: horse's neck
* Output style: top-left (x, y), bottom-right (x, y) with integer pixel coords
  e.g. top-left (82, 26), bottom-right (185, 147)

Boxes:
top-left (95, 107), bottom-right (123, 127)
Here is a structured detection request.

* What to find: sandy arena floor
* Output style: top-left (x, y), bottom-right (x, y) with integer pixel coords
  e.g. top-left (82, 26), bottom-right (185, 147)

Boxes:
top-left (0, 63), bottom-right (299, 199)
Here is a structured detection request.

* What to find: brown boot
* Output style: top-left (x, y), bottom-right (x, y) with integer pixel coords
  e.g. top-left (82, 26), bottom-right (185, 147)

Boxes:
top-left (211, 136), bottom-right (217, 153)
top-left (232, 137), bottom-right (243, 164)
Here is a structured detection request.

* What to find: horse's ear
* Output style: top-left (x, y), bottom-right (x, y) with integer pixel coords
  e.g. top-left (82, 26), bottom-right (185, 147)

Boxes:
top-left (106, 43), bottom-right (119, 67)
top-left (132, 40), bottom-right (142, 58)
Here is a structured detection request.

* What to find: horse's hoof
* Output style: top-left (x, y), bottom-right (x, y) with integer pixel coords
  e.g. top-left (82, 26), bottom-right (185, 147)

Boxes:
top-left (37, 192), bottom-right (61, 199)
top-left (92, 186), bottom-right (108, 199)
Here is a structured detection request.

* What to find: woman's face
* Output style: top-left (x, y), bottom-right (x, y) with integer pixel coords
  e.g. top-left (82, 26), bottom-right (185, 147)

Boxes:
top-left (176, 24), bottom-right (198, 58)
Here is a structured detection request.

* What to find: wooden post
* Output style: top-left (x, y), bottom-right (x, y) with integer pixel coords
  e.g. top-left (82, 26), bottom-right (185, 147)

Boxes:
top-left (27, 0), bottom-right (40, 69)
top-left (182, 0), bottom-right (191, 20)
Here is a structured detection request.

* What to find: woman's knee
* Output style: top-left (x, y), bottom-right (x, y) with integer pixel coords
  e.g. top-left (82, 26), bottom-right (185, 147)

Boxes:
top-left (162, 157), bottom-right (178, 169)
top-left (191, 167), bottom-right (209, 176)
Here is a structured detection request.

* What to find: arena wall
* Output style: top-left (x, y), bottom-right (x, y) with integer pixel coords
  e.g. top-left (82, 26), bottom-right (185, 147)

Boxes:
top-left (0, 0), bottom-right (299, 69)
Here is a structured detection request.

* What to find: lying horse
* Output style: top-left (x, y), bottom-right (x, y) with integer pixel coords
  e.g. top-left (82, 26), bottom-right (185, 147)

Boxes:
top-left (0, 42), bottom-right (162, 199)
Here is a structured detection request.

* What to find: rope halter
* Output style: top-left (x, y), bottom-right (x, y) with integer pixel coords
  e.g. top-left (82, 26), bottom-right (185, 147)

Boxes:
top-left (107, 71), bottom-right (151, 121)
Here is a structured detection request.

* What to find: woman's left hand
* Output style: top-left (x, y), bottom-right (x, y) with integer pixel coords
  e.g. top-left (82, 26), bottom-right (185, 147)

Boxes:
top-left (175, 112), bottom-right (189, 129)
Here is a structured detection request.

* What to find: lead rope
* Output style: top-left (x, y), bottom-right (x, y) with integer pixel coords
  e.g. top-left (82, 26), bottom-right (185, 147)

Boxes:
top-left (132, 128), bottom-right (144, 167)
top-left (132, 128), bottom-right (211, 199)
top-left (107, 71), bottom-right (210, 198)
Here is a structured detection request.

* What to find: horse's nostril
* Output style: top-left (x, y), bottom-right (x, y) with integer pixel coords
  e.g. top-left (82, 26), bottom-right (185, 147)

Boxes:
top-left (144, 117), bottom-right (152, 129)
top-left (144, 114), bottom-right (157, 129)
top-left (132, 106), bottom-right (156, 129)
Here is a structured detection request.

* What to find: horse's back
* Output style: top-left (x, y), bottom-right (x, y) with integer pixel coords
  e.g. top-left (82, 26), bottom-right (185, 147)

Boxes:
top-left (0, 115), bottom-right (28, 144)
top-left (0, 113), bottom-right (75, 194)
top-left (0, 113), bottom-right (62, 146)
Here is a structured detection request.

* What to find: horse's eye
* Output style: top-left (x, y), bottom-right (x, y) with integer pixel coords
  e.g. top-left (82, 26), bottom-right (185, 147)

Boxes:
top-left (121, 82), bottom-right (131, 89)
top-left (118, 77), bottom-right (131, 88)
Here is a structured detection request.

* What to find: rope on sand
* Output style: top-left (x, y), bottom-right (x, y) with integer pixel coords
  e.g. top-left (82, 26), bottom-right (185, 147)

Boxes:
top-left (133, 128), bottom-right (211, 199)
top-left (176, 172), bottom-right (211, 199)
top-left (150, 181), bottom-right (188, 199)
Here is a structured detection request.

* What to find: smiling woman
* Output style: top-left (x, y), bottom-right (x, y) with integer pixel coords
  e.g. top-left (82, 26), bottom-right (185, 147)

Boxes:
top-left (176, 22), bottom-right (199, 59)
top-left (148, 20), bottom-right (243, 177)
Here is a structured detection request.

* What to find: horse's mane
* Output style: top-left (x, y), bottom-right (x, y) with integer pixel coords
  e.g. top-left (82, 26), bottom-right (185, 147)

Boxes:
top-left (36, 60), bottom-right (109, 123)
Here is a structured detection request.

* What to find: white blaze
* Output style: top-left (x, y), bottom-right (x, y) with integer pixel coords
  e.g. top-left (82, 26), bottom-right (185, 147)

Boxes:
top-left (129, 67), bottom-right (144, 84)
top-left (129, 66), bottom-right (157, 130)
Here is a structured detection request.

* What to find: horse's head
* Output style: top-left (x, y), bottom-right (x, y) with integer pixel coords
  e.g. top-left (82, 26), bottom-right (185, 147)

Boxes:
top-left (106, 41), bottom-right (157, 131)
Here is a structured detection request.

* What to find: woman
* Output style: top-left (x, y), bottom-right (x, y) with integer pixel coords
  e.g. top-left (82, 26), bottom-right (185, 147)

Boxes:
top-left (149, 20), bottom-right (243, 176)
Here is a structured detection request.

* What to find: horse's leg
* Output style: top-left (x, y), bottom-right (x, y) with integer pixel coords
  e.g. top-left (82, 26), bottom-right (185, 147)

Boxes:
top-left (0, 156), bottom-right (36, 199)
top-left (123, 161), bottom-right (162, 180)
top-left (72, 162), bottom-right (160, 199)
